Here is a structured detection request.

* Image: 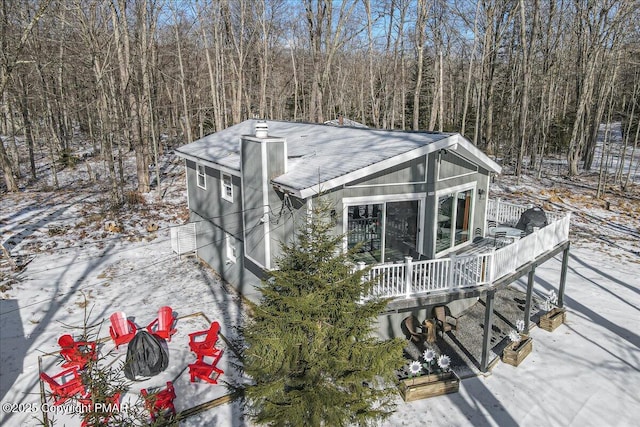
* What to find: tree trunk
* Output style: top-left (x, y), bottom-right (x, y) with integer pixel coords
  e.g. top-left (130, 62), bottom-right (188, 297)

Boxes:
top-left (568, 49), bottom-right (600, 176)
top-left (0, 138), bottom-right (17, 191)
top-left (515, 0), bottom-right (539, 180)
top-left (412, 0), bottom-right (429, 130)
top-left (18, 76), bottom-right (36, 178)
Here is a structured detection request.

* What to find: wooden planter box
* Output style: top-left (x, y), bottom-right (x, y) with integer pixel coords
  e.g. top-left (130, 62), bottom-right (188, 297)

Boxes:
top-left (398, 371), bottom-right (459, 402)
top-left (539, 307), bottom-right (566, 332)
top-left (502, 335), bottom-right (533, 367)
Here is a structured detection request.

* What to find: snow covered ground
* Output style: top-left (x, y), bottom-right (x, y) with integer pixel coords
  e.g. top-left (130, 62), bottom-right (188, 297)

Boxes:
top-left (1, 130), bottom-right (639, 426)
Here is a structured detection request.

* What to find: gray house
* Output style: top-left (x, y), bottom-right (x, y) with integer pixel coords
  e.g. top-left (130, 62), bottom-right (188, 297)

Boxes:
top-left (175, 119), bottom-right (501, 301)
top-left (175, 119), bottom-right (573, 370)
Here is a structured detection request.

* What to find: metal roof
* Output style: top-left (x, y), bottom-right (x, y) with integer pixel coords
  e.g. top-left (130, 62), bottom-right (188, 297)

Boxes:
top-left (175, 119), bottom-right (501, 198)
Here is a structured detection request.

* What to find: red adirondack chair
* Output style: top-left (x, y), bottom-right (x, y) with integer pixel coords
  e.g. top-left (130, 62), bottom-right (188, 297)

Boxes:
top-left (109, 312), bottom-right (137, 349)
top-left (188, 353), bottom-right (224, 384)
top-left (146, 306), bottom-right (177, 341)
top-left (40, 367), bottom-right (86, 405)
top-left (141, 381), bottom-right (176, 422)
top-left (188, 321), bottom-right (222, 357)
top-left (58, 334), bottom-right (97, 369)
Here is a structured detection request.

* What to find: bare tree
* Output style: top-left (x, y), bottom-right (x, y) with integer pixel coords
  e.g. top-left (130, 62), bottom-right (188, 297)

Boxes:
top-left (412, 0), bottom-right (430, 130)
top-left (515, 0), bottom-right (539, 179)
top-left (0, 0), bottom-right (52, 191)
top-left (304, 0), bottom-right (359, 123)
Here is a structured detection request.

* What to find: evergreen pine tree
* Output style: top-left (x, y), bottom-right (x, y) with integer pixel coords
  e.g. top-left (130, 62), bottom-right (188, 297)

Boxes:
top-left (242, 202), bottom-right (406, 426)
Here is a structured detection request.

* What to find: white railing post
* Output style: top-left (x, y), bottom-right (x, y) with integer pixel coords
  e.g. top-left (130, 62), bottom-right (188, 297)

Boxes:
top-left (356, 202), bottom-right (570, 301)
top-left (357, 261), bottom-right (367, 302)
top-left (488, 252), bottom-right (495, 283)
top-left (448, 253), bottom-right (456, 289)
top-left (404, 256), bottom-right (413, 298)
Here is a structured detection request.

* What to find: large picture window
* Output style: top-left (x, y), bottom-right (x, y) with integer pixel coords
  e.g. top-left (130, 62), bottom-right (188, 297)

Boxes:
top-left (435, 186), bottom-right (474, 254)
top-left (345, 196), bottom-right (423, 264)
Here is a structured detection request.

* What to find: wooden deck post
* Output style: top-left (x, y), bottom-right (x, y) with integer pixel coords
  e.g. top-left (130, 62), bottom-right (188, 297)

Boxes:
top-left (480, 290), bottom-right (495, 372)
top-left (524, 265), bottom-right (536, 334)
top-left (558, 242), bottom-right (570, 307)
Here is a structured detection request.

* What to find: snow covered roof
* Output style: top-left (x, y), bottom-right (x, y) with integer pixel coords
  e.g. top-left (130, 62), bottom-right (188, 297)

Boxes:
top-left (175, 119), bottom-right (501, 198)
top-left (323, 117), bottom-right (369, 128)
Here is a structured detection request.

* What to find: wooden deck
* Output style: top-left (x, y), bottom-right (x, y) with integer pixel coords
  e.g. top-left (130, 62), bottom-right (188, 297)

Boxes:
top-left (361, 199), bottom-right (571, 304)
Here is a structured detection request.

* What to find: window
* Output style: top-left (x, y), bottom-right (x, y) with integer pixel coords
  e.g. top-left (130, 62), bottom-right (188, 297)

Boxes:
top-left (196, 164), bottom-right (206, 189)
top-left (345, 197), bottom-right (422, 264)
top-left (221, 173), bottom-right (233, 202)
top-left (435, 185), bottom-right (474, 254)
top-left (225, 233), bottom-right (237, 264)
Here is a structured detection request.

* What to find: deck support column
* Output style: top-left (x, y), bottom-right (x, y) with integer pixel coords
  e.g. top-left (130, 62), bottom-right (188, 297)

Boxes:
top-left (558, 242), bottom-right (570, 308)
top-left (524, 265), bottom-right (536, 334)
top-left (480, 289), bottom-right (496, 372)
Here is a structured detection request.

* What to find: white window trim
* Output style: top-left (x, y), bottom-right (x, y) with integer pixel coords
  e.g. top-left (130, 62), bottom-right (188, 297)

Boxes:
top-left (221, 172), bottom-right (233, 202)
top-left (342, 193), bottom-right (426, 259)
top-left (434, 182), bottom-right (476, 257)
top-left (225, 233), bottom-right (237, 264)
top-left (196, 164), bottom-right (206, 189)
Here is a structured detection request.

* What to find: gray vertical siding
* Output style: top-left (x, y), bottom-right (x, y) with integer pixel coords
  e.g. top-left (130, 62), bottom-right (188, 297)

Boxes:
top-left (315, 151), bottom-right (490, 260)
top-left (432, 150), bottom-right (491, 256)
top-left (265, 139), bottom-right (287, 266)
top-left (267, 192), bottom-right (307, 263)
top-left (184, 159), bottom-right (263, 301)
top-left (344, 157), bottom-right (426, 187)
top-left (189, 211), bottom-right (261, 301)
top-left (241, 138), bottom-right (267, 267)
top-left (183, 142), bottom-right (492, 304)
top-left (437, 151), bottom-right (479, 180)
top-left (185, 160), bottom-right (243, 237)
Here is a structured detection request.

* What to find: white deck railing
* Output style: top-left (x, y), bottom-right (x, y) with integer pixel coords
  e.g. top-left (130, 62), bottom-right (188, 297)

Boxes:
top-left (487, 198), bottom-right (565, 224)
top-left (362, 200), bottom-right (571, 300)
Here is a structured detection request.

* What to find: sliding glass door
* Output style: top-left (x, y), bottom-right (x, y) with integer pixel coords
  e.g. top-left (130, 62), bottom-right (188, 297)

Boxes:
top-left (454, 190), bottom-right (472, 245)
top-left (384, 200), bottom-right (419, 262)
top-left (435, 186), bottom-right (474, 254)
top-left (347, 204), bottom-right (383, 263)
top-left (346, 198), bottom-right (422, 264)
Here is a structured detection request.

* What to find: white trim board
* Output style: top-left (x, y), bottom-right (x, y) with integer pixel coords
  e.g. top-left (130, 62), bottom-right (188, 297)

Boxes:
top-left (261, 142), bottom-right (271, 270)
top-left (433, 182), bottom-right (477, 257)
top-left (342, 192), bottom-right (427, 258)
top-left (176, 151), bottom-right (241, 177)
top-left (288, 138), bottom-right (452, 198)
top-left (274, 134), bottom-right (501, 199)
